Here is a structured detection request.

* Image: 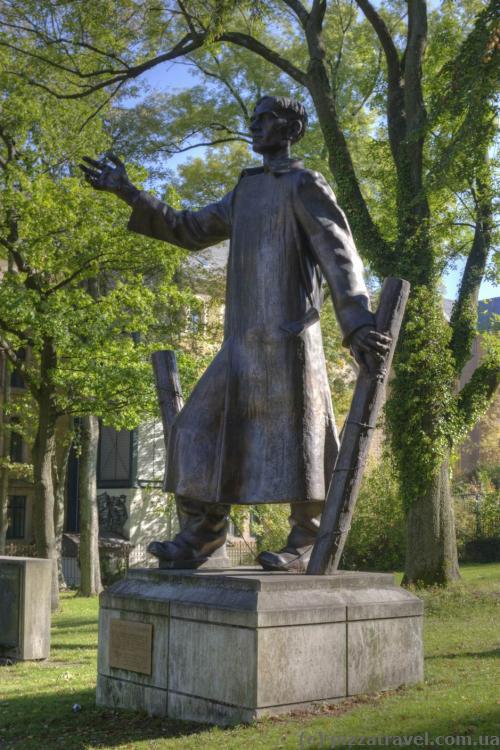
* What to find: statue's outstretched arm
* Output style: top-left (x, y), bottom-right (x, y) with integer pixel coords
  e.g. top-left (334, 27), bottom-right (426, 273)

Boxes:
top-left (80, 153), bottom-right (233, 252)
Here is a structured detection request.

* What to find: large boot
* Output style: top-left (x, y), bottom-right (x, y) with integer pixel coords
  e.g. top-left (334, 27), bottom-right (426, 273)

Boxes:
top-left (147, 496), bottom-right (231, 569)
top-left (257, 501), bottom-right (323, 573)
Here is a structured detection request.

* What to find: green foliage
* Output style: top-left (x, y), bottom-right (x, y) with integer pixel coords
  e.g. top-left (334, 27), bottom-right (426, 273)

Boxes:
top-left (175, 142), bottom-right (257, 206)
top-left (387, 287), bottom-right (457, 506)
top-left (0, 458), bottom-right (33, 481)
top-left (342, 453), bottom-right (405, 571)
top-left (0, 177), bottom-right (189, 426)
top-left (249, 503), bottom-right (290, 553)
top-left (320, 293), bottom-right (357, 420)
top-left (428, 0), bottom-right (499, 188)
top-left (0, 45), bottom-right (195, 433)
top-left (456, 327), bottom-right (500, 439)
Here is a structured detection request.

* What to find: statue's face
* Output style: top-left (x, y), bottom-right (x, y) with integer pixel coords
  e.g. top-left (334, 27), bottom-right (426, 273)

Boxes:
top-left (249, 99), bottom-right (289, 154)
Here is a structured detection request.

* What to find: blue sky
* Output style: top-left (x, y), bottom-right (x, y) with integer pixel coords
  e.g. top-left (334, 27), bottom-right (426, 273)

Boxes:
top-left (134, 62), bottom-right (498, 302)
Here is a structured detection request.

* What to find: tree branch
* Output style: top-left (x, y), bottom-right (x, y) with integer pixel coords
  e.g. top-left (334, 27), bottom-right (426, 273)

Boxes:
top-left (4, 246), bottom-right (41, 291)
top-left (160, 136), bottom-right (250, 156)
top-left (282, 0), bottom-right (310, 28)
top-left (77, 78), bottom-right (127, 132)
top-left (350, 48), bottom-right (383, 117)
top-left (0, 320), bottom-right (34, 348)
top-left (0, 19), bottom-right (131, 68)
top-left (0, 38), bottom-right (120, 80)
top-left (219, 32), bottom-right (308, 85)
top-left (456, 356), bottom-right (500, 438)
top-left (0, 337), bottom-right (39, 400)
top-left (355, 0), bottom-right (405, 160)
top-left (176, 0), bottom-right (206, 36)
top-left (355, 0), bottom-right (400, 80)
top-left (5, 33), bottom-right (207, 100)
top-left (310, 0), bottom-right (327, 30)
top-left (404, 0), bottom-right (427, 138)
top-left (41, 257), bottom-right (102, 297)
top-left (0, 125), bottom-right (16, 164)
top-left (450, 168), bottom-right (494, 372)
top-left (188, 53), bottom-right (250, 120)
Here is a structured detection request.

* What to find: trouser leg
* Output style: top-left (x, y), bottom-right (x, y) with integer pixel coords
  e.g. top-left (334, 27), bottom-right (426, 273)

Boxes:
top-left (257, 501), bottom-right (324, 572)
top-left (286, 501), bottom-right (324, 549)
top-left (148, 496), bottom-right (230, 566)
top-left (176, 496), bottom-right (230, 552)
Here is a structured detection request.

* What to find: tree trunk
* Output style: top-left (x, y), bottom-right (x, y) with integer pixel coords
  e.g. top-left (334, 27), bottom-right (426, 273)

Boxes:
top-left (32, 386), bottom-right (59, 611)
top-left (53, 415), bottom-right (73, 589)
top-left (403, 451), bottom-right (460, 586)
top-left (78, 414), bottom-right (102, 596)
top-left (0, 355), bottom-right (11, 554)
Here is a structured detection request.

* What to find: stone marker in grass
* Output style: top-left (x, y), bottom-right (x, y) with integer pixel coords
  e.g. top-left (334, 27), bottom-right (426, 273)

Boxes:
top-left (0, 556), bottom-right (51, 661)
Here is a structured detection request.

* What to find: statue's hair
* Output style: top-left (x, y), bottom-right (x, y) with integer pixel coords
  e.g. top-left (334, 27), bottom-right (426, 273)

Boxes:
top-left (256, 95), bottom-right (308, 143)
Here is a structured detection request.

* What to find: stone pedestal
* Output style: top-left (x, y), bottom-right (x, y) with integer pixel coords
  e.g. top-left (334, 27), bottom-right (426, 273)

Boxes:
top-left (96, 568), bottom-right (423, 725)
top-left (0, 556), bottom-right (52, 661)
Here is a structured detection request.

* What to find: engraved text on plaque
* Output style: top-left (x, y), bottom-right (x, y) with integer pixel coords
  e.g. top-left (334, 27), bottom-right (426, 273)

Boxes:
top-left (109, 619), bottom-right (153, 675)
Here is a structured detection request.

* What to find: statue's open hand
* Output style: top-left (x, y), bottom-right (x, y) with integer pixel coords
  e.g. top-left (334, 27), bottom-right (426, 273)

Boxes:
top-left (349, 326), bottom-right (392, 376)
top-left (79, 152), bottom-right (130, 194)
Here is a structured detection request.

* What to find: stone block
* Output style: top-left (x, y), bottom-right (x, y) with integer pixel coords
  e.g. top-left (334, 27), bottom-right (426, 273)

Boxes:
top-left (347, 616), bottom-right (424, 695)
top-left (0, 556), bottom-right (52, 660)
top-left (169, 618), bottom-right (256, 707)
top-left (256, 622), bottom-right (346, 707)
top-left (96, 674), bottom-right (167, 716)
top-left (96, 567), bottom-right (424, 725)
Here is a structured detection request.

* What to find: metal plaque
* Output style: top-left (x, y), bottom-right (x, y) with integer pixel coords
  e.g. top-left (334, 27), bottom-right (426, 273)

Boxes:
top-left (0, 564), bottom-right (21, 648)
top-left (109, 619), bottom-right (153, 675)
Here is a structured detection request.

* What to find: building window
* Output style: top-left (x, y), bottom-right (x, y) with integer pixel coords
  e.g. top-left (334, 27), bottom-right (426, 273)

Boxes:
top-left (10, 348), bottom-right (26, 389)
top-left (136, 420), bottom-right (165, 488)
top-left (6, 496), bottom-right (26, 540)
top-left (9, 419), bottom-right (24, 463)
top-left (97, 426), bottom-right (133, 487)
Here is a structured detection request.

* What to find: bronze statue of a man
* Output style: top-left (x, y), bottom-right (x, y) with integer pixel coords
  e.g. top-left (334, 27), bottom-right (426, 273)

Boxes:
top-left (80, 95), bottom-right (389, 572)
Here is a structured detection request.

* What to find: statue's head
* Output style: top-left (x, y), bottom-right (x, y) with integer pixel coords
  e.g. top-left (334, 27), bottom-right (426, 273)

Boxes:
top-left (250, 95), bottom-right (308, 155)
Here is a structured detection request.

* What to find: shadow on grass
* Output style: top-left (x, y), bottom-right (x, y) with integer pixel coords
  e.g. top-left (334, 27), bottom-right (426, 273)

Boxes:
top-left (52, 618), bottom-right (100, 630)
top-left (49, 643), bottom-right (99, 651)
top-left (296, 704), bottom-right (500, 750)
top-left (4, 686), bottom-right (500, 750)
top-left (426, 647), bottom-right (500, 660)
top-left (1, 688), bottom-right (215, 750)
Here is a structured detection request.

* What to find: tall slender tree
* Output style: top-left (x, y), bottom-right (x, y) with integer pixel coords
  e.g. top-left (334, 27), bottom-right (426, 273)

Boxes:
top-left (0, 51), bottom-right (193, 607)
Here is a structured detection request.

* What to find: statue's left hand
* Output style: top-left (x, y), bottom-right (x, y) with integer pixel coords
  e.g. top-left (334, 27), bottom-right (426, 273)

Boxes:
top-left (349, 326), bottom-right (391, 375)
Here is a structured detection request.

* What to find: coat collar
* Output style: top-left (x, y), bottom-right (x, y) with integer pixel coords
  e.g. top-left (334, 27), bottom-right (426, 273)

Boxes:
top-left (239, 157), bottom-right (304, 179)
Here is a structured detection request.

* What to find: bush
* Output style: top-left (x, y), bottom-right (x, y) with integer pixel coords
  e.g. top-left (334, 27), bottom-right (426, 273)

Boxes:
top-left (249, 504), bottom-right (290, 554)
top-left (341, 455), bottom-right (405, 571)
top-left (244, 454), bottom-right (406, 570)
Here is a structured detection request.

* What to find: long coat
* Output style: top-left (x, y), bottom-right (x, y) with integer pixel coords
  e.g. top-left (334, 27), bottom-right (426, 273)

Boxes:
top-left (128, 159), bottom-right (374, 504)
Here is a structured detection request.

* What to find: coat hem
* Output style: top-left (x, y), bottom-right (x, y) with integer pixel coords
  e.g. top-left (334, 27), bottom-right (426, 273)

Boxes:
top-left (163, 487), bottom-right (326, 505)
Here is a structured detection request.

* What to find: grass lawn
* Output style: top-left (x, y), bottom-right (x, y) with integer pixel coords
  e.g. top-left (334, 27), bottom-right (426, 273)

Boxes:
top-left (0, 564), bottom-right (499, 750)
